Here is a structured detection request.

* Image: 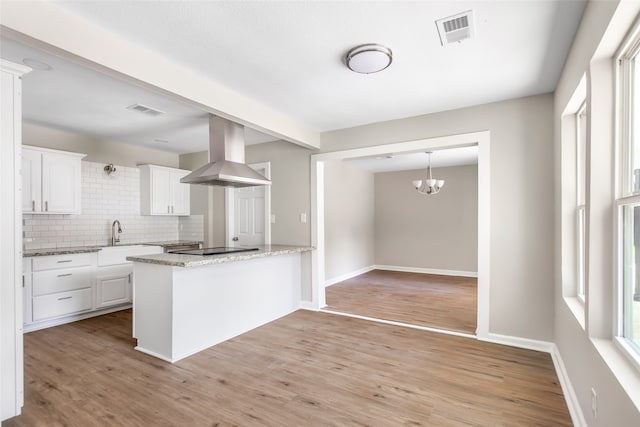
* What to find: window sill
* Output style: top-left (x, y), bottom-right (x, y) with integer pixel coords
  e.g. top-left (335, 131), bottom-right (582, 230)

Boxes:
top-left (592, 338), bottom-right (640, 412)
top-left (563, 296), bottom-right (586, 330)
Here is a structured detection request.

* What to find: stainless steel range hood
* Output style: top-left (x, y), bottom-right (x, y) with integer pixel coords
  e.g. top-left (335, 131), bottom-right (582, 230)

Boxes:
top-left (180, 115), bottom-right (271, 187)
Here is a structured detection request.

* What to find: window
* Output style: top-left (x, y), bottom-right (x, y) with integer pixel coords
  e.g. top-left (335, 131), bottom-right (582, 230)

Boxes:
top-left (616, 29), bottom-right (640, 363)
top-left (576, 102), bottom-right (586, 301)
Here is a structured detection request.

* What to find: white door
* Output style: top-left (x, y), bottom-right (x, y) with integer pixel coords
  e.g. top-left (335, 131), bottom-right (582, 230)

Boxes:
top-left (21, 148), bottom-right (41, 212)
top-left (234, 185), bottom-right (265, 246)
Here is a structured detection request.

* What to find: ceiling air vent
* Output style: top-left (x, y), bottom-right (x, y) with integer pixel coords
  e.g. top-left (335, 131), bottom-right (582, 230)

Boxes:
top-left (435, 10), bottom-right (474, 46)
top-left (126, 103), bottom-right (165, 117)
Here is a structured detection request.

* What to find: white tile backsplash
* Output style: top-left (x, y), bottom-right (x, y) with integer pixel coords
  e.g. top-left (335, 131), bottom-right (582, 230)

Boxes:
top-left (23, 161), bottom-right (203, 250)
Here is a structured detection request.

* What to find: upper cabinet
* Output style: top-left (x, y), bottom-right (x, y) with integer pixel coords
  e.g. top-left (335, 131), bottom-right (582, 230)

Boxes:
top-left (139, 164), bottom-right (190, 216)
top-left (22, 146), bottom-right (85, 214)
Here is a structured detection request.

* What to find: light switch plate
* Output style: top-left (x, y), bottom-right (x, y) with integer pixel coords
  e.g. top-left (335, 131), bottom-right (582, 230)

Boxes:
top-left (300, 213), bottom-right (307, 224)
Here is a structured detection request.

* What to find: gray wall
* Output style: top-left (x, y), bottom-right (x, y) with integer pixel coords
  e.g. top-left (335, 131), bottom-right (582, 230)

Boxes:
top-left (178, 140), bottom-right (314, 247)
top-left (321, 93), bottom-right (554, 341)
top-left (553, 0), bottom-right (640, 425)
top-left (245, 140), bottom-right (312, 246)
top-left (23, 121), bottom-right (178, 167)
top-left (375, 165), bottom-right (478, 272)
top-left (323, 160), bottom-right (375, 281)
top-left (178, 151), bottom-right (226, 247)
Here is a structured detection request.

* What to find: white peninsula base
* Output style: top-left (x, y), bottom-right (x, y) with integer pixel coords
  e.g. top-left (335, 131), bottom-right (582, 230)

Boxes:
top-left (133, 251), bottom-right (303, 362)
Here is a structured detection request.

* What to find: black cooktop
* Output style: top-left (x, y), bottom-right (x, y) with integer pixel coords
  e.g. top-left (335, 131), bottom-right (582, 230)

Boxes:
top-left (169, 247), bottom-right (260, 256)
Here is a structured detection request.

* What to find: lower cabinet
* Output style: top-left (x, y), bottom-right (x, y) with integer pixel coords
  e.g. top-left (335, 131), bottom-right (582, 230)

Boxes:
top-left (96, 266), bottom-right (132, 309)
top-left (23, 245), bottom-right (162, 332)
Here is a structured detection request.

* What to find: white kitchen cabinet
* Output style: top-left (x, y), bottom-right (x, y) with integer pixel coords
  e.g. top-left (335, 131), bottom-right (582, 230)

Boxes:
top-left (22, 146), bottom-right (85, 214)
top-left (140, 164), bottom-right (190, 216)
top-left (95, 245), bottom-right (162, 309)
top-left (29, 253), bottom-right (96, 323)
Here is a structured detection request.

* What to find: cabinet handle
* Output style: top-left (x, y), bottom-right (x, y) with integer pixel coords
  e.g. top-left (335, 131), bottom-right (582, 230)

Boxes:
top-left (57, 260), bottom-right (73, 263)
top-left (45, 201), bottom-right (48, 212)
top-left (32, 200), bottom-right (35, 211)
top-left (57, 273), bottom-right (72, 277)
top-left (57, 296), bottom-right (72, 301)
top-left (167, 205), bottom-right (170, 213)
top-left (171, 205), bottom-right (174, 214)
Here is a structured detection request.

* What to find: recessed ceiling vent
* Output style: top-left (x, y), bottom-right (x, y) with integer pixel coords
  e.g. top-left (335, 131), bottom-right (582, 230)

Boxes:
top-left (436, 10), bottom-right (474, 46)
top-left (126, 103), bottom-right (165, 117)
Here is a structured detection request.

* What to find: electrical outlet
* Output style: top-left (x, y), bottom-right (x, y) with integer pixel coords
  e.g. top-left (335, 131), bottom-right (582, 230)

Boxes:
top-left (271, 214), bottom-right (276, 224)
top-left (591, 387), bottom-right (597, 419)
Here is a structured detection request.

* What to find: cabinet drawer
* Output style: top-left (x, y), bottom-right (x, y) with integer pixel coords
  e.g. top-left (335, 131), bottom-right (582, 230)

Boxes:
top-left (32, 253), bottom-right (95, 271)
top-left (33, 266), bottom-right (92, 296)
top-left (32, 288), bottom-right (93, 321)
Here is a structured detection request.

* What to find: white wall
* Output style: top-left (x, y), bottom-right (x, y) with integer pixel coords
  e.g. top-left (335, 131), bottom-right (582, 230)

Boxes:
top-left (554, 0), bottom-right (640, 424)
top-left (375, 165), bottom-right (478, 273)
top-left (321, 93), bottom-right (554, 342)
top-left (23, 161), bottom-right (203, 250)
top-left (323, 160), bottom-right (375, 281)
top-left (1, 59), bottom-right (29, 422)
top-left (23, 122), bottom-right (178, 168)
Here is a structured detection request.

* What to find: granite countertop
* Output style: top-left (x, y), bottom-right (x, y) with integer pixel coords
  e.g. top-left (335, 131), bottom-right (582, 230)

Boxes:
top-left (126, 245), bottom-right (314, 268)
top-left (23, 240), bottom-right (203, 257)
top-left (23, 246), bottom-right (103, 257)
top-left (141, 240), bottom-right (202, 248)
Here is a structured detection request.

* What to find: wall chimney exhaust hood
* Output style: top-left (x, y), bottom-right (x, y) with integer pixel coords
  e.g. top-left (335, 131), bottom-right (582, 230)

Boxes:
top-left (180, 115), bottom-right (271, 188)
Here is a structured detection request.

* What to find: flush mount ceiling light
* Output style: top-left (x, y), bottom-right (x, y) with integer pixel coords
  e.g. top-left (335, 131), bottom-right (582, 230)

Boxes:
top-left (346, 44), bottom-right (393, 74)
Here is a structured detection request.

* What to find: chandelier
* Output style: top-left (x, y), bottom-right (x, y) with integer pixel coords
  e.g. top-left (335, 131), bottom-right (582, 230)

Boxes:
top-left (412, 152), bottom-right (445, 195)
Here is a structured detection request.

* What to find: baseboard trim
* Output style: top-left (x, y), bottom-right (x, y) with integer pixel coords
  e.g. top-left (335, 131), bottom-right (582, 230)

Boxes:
top-left (324, 265), bottom-right (375, 287)
top-left (375, 265), bottom-right (478, 278)
top-left (480, 333), bottom-right (585, 426)
top-left (550, 344), bottom-right (587, 427)
top-left (479, 332), bottom-right (554, 352)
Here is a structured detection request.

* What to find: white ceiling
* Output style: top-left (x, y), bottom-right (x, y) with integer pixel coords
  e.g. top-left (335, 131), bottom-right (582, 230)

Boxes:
top-left (0, 1), bottom-right (586, 154)
top-left (345, 146), bottom-right (478, 173)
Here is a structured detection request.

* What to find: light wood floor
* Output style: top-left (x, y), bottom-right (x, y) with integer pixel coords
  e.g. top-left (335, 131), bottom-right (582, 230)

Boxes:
top-left (4, 309), bottom-right (571, 427)
top-left (325, 270), bottom-right (477, 334)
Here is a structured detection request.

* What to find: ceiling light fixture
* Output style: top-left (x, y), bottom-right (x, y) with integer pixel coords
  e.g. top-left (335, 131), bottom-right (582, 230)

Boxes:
top-left (412, 152), bottom-right (445, 195)
top-left (345, 44), bottom-right (392, 74)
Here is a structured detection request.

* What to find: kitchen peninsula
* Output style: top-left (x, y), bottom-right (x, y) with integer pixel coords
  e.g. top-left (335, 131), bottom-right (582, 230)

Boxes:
top-left (127, 245), bottom-right (313, 362)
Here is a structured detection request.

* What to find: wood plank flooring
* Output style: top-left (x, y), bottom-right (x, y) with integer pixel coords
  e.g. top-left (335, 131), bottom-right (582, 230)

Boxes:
top-left (325, 269), bottom-right (478, 334)
top-left (4, 309), bottom-right (571, 427)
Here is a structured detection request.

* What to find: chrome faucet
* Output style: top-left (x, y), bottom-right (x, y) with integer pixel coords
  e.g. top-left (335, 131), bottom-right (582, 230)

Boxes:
top-left (111, 220), bottom-right (122, 246)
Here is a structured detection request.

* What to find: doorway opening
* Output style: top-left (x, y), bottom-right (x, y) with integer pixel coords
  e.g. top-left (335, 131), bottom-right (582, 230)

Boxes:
top-left (310, 131), bottom-right (490, 339)
top-left (225, 162), bottom-right (272, 247)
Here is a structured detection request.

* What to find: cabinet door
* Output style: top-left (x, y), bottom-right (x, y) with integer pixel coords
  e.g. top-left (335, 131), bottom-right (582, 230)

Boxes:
top-left (21, 148), bottom-right (41, 212)
top-left (96, 273), bottom-right (131, 308)
top-left (170, 170), bottom-right (190, 215)
top-left (151, 167), bottom-right (172, 215)
top-left (41, 152), bottom-right (81, 213)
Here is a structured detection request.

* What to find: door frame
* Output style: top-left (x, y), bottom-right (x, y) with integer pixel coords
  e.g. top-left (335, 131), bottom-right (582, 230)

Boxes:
top-left (310, 131), bottom-right (491, 339)
top-left (224, 162), bottom-right (272, 247)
